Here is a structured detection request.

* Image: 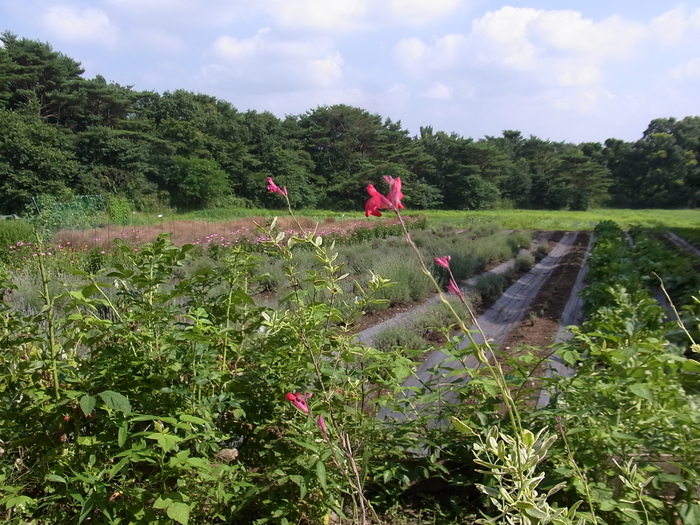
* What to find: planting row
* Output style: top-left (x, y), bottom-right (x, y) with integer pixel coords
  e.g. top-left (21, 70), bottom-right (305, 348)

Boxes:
top-left (530, 220), bottom-right (700, 524)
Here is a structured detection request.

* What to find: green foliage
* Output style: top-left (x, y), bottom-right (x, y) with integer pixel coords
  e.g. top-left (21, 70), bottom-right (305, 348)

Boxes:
top-left (0, 219), bottom-right (33, 262)
top-left (108, 196), bottom-right (132, 225)
top-left (28, 194), bottom-right (106, 234)
top-left (372, 323), bottom-right (429, 353)
top-left (473, 272), bottom-right (509, 302)
top-left (0, 110), bottom-right (81, 214)
top-left (166, 156), bottom-right (232, 210)
top-left (0, 227), bottom-right (448, 523)
top-left (514, 252), bottom-right (535, 273)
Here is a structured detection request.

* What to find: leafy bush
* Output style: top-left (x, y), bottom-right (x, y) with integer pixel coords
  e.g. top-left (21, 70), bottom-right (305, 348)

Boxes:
top-left (373, 323), bottom-right (429, 353)
top-left (473, 272), bottom-right (508, 302)
top-left (513, 252), bottom-right (535, 273)
top-left (0, 219), bottom-right (34, 263)
top-left (108, 195), bottom-right (132, 225)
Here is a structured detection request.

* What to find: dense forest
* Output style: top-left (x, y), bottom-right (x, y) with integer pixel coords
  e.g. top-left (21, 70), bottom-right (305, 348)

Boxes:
top-left (1, 31), bottom-right (699, 215)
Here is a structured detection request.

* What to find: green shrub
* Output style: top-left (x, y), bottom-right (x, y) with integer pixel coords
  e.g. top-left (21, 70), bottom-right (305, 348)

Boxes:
top-left (372, 253), bottom-right (433, 305)
top-left (506, 230), bottom-right (533, 254)
top-left (373, 323), bottom-right (427, 353)
top-left (474, 272), bottom-right (508, 302)
top-left (108, 196), bottom-right (132, 226)
top-left (0, 219), bottom-right (34, 263)
top-left (513, 252), bottom-right (535, 273)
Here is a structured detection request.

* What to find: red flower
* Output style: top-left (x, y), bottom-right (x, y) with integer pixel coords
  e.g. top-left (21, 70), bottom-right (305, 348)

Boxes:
top-left (365, 184), bottom-right (392, 217)
top-left (286, 392), bottom-right (311, 414)
top-left (364, 177), bottom-right (404, 217)
top-left (316, 414), bottom-right (327, 435)
top-left (267, 177), bottom-right (288, 197)
top-left (434, 255), bottom-right (451, 269)
top-left (383, 176), bottom-right (404, 211)
top-left (447, 278), bottom-right (461, 296)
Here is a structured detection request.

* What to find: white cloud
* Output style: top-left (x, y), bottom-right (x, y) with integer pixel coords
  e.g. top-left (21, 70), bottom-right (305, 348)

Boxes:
top-left (470, 6), bottom-right (540, 68)
top-left (309, 52), bottom-right (345, 87)
top-left (386, 0), bottom-right (463, 25)
top-left (650, 6), bottom-right (700, 46)
top-left (394, 34), bottom-right (465, 74)
top-left (42, 5), bottom-right (118, 46)
top-left (669, 57), bottom-right (700, 81)
top-left (471, 7), bottom-right (645, 69)
top-left (106, 0), bottom-right (253, 26)
top-left (264, 0), bottom-right (369, 31)
top-left (424, 82), bottom-right (453, 100)
top-left (550, 86), bottom-right (614, 112)
top-left (206, 29), bottom-right (345, 91)
top-left (531, 12), bottom-right (646, 60)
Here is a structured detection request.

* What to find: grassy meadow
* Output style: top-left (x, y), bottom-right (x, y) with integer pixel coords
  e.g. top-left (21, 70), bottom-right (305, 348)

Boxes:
top-left (153, 207), bottom-right (700, 234)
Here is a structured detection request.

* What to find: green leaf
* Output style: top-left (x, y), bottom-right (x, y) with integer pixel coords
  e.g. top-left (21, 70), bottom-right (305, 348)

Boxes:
top-left (46, 474), bottom-right (67, 483)
top-left (315, 460), bottom-right (327, 490)
top-left (153, 497), bottom-right (171, 509)
top-left (167, 502), bottom-right (190, 525)
top-left (118, 422), bottom-right (128, 447)
top-left (628, 383), bottom-right (654, 401)
top-left (682, 359), bottom-right (700, 373)
top-left (179, 414), bottom-right (207, 425)
top-left (146, 433), bottom-right (183, 453)
top-left (80, 395), bottom-right (96, 417)
top-left (98, 391), bottom-right (132, 414)
top-left (451, 417), bottom-right (473, 435)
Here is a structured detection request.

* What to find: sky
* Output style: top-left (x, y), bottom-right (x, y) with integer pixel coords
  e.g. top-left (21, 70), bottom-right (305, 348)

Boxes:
top-left (1, 0), bottom-right (699, 144)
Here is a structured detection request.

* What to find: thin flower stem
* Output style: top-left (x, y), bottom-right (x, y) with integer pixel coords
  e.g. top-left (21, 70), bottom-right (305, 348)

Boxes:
top-left (392, 210), bottom-right (529, 497)
top-left (558, 418), bottom-right (599, 523)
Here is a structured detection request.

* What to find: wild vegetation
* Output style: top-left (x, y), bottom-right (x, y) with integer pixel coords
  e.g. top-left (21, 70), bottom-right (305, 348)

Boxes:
top-left (1, 174), bottom-right (699, 523)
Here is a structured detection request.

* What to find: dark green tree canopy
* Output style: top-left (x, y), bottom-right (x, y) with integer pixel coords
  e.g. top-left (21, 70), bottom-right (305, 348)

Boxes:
top-left (0, 33), bottom-right (698, 214)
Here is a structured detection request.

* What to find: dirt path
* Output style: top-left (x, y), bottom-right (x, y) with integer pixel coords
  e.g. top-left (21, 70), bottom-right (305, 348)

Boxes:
top-left (375, 231), bottom-right (587, 422)
top-left (665, 231), bottom-right (700, 257)
top-left (353, 230), bottom-right (554, 347)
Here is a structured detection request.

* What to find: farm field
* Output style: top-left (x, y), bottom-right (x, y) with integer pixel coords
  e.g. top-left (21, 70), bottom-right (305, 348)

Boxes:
top-left (17, 206), bottom-right (700, 256)
top-left (1, 208), bottom-right (699, 524)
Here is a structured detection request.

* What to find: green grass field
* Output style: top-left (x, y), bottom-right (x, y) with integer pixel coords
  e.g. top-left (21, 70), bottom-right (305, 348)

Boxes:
top-left (142, 207), bottom-right (700, 232)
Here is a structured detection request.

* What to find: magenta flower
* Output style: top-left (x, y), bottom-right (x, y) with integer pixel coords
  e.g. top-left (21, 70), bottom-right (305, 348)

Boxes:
top-left (434, 255), bottom-right (451, 269)
top-left (267, 177), bottom-right (288, 197)
top-left (364, 184), bottom-right (392, 217)
top-left (286, 392), bottom-right (311, 414)
top-left (316, 414), bottom-right (327, 435)
top-left (365, 177), bottom-right (404, 217)
top-left (447, 278), bottom-right (461, 296)
top-left (383, 176), bottom-right (404, 211)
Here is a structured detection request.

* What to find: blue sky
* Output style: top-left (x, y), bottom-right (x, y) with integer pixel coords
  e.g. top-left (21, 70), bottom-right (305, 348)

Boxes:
top-left (1, 0), bottom-right (699, 143)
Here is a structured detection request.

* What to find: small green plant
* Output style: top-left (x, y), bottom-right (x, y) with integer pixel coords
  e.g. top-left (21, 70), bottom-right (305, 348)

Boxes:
top-left (108, 196), bottom-right (132, 225)
top-left (474, 272), bottom-right (508, 302)
top-left (514, 252), bottom-right (535, 273)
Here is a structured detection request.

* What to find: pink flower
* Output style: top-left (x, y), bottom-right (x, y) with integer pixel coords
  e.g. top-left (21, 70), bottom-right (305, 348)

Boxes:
top-left (365, 177), bottom-right (404, 217)
top-left (267, 177), bottom-right (288, 197)
top-left (383, 176), bottom-right (404, 211)
top-left (365, 184), bottom-right (392, 217)
top-left (447, 278), bottom-right (461, 296)
top-left (286, 392), bottom-right (311, 414)
top-left (434, 256), bottom-right (451, 269)
top-left (316, 414), bottom-right (327, 435)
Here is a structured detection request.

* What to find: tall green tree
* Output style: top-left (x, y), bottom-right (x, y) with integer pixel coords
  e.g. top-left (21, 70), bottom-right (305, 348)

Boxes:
top-left (0, 31), bottom-right (84, 122)
top-left (0, 109), bottom-right (81, 213)
top-left (297, 105), bottom-right (425, 209)
top-left (165, 156), bottom-right (231, 210)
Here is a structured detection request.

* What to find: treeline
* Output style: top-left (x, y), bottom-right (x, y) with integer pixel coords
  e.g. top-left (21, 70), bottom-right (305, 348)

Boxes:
top-left (1, 31), bottom-right (699, 214)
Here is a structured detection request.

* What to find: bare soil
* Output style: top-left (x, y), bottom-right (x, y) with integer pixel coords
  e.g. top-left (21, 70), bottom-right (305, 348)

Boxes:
top-left (501, 231), bottom-right (590, 351)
